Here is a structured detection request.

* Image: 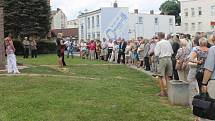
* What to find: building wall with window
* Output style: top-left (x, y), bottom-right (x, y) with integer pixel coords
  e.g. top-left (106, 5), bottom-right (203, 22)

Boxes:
top-left (51, 8), bottom-right (67, 30)
top-left (67, 19), bottom-right (79, 28)
top-left (78, 7), bottom-right (175, 42)
top-left (180, 0), bottom-right (215, 35)
top-left (129, 13), bottom-right (175, 39)
top-left (78, 7), bottom-right (129, 42)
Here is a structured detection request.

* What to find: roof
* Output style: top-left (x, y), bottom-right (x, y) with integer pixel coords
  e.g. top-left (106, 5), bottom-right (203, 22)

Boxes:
top-left (51, 28), bottom-right (79, 38)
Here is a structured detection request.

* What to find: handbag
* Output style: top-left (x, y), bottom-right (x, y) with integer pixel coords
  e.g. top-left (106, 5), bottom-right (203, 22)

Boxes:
top-left (175, 60), bottom-right (183, 70)
top-left (192, 93), bottom-right (215, 120)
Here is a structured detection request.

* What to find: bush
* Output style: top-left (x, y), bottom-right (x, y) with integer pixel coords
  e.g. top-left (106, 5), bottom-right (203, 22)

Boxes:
top-left (13, 40), bottom-right (57, 55)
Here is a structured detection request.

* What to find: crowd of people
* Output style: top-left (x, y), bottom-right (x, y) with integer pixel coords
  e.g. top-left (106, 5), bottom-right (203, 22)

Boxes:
top-left (78, 32), bottom-right (215, 115)
top-left (4, 31), bottom-right (215, 120)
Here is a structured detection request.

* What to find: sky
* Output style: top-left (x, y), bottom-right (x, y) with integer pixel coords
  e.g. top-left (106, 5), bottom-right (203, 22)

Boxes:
top-left (51, 0), bottom-right (166, 20)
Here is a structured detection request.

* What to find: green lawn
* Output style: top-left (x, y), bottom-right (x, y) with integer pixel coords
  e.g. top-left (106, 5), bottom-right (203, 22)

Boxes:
top-left (0, 55), bottom-right (193, 121)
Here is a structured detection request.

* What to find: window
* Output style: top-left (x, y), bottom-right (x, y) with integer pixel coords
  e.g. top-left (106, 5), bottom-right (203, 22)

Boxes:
top-left (81, 24), bottom-right (84, 38)
top-left (184, 23), bottom-right (188, 31)
top-left (96, 32), bottom-right (100, 39)
top-left (169, 18), bottom-right (173, 25)
top-left (198, 22), bottom-right (202, 30)
top-left (191, 23), bottom-right (195, 31)
top-left (87, 33), bottom-right (91, 39)
top-left (92, 16), bottom-right (95, 28)
top-left (184, 8), bottom-right (188, 17)
top-left (198, 7), bottom-right (202, 16)
top-left (211, 6), bottom-right (215, 16)
top-left (139, 17), bottom-right (143, 24)
top-left (96, 15), bottom-right (100, 27)
top-left (191, 8), bottom-right (195, 17)
top-left (88, 18), bottom-right (90, 29)
top-left (92, 32), bottom-right (95, 39)
top-left (155, 18), bottom-right (158, 25)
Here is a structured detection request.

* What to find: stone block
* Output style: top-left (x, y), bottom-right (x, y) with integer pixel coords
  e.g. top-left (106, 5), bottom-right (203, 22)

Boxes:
top-left (168, 80), bottom-right (189, 106)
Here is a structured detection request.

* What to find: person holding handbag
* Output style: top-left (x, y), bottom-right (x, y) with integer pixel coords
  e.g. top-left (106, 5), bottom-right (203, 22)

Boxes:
top-left (201, 34), bottom-right (215, 121)
top-left (175, 39), bottom-right (190, 81)
top-left (190, 37), bottom-right (209, 92)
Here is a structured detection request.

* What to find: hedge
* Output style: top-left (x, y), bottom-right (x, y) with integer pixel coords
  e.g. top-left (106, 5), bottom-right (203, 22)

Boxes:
top-left (13, 40), bottom-right (57, 55)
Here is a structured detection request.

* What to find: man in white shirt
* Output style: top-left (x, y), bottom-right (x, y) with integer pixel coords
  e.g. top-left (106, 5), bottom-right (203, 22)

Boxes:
top-left (154, 32), bottom-right (174, 97)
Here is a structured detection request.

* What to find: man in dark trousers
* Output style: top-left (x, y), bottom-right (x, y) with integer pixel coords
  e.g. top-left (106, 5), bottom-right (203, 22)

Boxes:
top-left (117, 38), bottom-right (126, 64)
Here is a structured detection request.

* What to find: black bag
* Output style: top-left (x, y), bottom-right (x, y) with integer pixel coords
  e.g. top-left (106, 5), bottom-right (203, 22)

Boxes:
top-left (196, 68), bottom-right (205, 90)
top-left (192, 93), bottom-right (215, 120)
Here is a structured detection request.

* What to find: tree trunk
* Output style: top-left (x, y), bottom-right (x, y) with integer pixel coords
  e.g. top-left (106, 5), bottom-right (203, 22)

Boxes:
top-left (0, 0), bottom-right (5, 70)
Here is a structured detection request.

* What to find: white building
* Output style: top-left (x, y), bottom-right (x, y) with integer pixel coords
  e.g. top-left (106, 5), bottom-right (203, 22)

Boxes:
top-left (67, 19), bottom-right (79, 28)
top-left (129, 11), bottom-right (175, 39)
top-left (180, 0), bottom-right (215, 35)
top-left (78, 6), bottom-right (176, 42)
top-left (51, 8), bottom-right (67, 29)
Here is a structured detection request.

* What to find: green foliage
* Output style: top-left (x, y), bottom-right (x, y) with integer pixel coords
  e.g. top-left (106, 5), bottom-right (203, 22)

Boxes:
top-left (160, 0), bottom-right (181, 25)
top-left (4, 0), bottom-right (51, 38)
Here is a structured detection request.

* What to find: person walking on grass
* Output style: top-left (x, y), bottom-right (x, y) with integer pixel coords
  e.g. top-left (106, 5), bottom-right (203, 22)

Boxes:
top-left (154, 32), bottom-right (173, 97)
top-left (5, 33), bottom-right (20, 74)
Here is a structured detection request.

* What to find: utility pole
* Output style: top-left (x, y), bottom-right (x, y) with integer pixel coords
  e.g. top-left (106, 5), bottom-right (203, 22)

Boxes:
top-left (0, 0), bottom-right (4, 69)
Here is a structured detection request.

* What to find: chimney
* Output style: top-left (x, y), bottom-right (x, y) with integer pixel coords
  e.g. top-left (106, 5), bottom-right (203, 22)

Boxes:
top-left (150, 10), bottom-right (154, 14)
top-left (57, 8), bottom-right (61, 11)
top-left (134, 9), bottom-right (138, 14)
top-left (113, 0), bottom-right (118, 8)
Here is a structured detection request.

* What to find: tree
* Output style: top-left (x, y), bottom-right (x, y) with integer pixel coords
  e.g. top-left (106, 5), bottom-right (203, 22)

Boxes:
top-left (159, 0), bottom-right (181, 25)
top-left (0, 0), bottom-right (5, 69)
top-left (4, 0), bottom-right (51, 39)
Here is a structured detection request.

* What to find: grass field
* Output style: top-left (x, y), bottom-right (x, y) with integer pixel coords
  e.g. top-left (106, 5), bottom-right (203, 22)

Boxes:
top-left (0, 55), bottom-right (193, 121)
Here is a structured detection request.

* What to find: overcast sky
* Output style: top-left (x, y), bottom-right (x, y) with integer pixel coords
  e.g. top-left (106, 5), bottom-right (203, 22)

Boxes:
top-left (51, 0), bottom-right (166, 20)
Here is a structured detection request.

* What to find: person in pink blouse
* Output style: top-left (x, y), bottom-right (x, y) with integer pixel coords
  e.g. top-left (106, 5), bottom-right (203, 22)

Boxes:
top-left (89, 40), bottom-right (96, 60)
top-left (5, 33), bottom-right (20, 74)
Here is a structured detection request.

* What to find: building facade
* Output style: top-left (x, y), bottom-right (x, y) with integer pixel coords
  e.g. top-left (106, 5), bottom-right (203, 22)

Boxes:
top-left (51, 8), bottom-right (67, 30)
top-left (129, 12), bottom-right (175, 39)
top-left (67, 19), bottom-right (79, 28)
top-left (180, 0), bottom-right (215, 35)
top-left (78, 7), bottom-right (176, 42)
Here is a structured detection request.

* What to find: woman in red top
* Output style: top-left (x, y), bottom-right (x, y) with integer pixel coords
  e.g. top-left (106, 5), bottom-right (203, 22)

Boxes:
top-left (89, 40), bottom-right (96, 60)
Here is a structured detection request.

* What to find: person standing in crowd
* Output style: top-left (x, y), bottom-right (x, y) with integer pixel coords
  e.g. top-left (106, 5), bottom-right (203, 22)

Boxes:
top-left (56, 33), bottom-right (66, 68)
top-left (5, 33), bottom-right (20, 74)
top-left (201, 38), bottom-right (215, 121)
top-left (175, 39), bottom-right (190, 81)
top-left (118, 39), bottom-right (126, 64)
top-left (125, 40), bottom-right (132, 65)
top-left (66, 39), bottom-right (74, 58)
top-left (110, 40), bottom-right (118, 63)
top-left (96, 40), bottom-right (102, 60)
top-left (190, 37), bottom-right (209, 92)
top-left (143, 39), bottom-right (150, 71)
top-left (149, 37), bottom-right (157, 73)
top-left (23, 37), bottom-right (30, 59)
top-left (137, 40), bottom-right (145, 68)
top-left (89, 40), bottom-right (96, 60)
top-left (171, 35), bottom-right (180, 80)
top-left (106, 39), bottom-right (114, 61)
top-left (101, 38), bottom-right (108, 60)
top-left (154, 32), bottom-right (173, 97)
top-left (132, 41), bottom-right (139, 66)
top-left (30, 38), bottom-right (37, 58)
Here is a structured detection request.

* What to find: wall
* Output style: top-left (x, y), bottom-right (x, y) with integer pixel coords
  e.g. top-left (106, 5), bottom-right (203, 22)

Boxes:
top-left (180, 0), bottom-right (215, 35)
top-left (101, 7), bottom-right (129, 41)
top-left (129, 13), bottom-right (175, 39)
